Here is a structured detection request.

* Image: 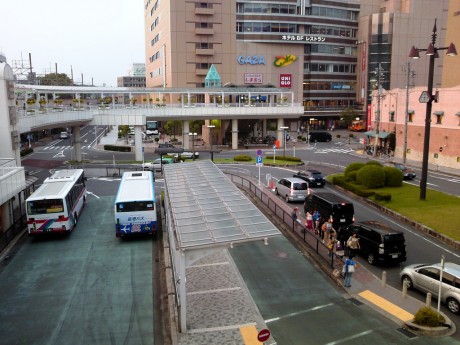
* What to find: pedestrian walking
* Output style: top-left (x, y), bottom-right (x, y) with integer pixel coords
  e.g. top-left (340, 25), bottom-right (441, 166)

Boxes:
top-left (343, 256), bottom-right (357, 287)
top-left (346, 233), bottom-right (360, 258)
top-left (291, 207), bottom-right (301, 230)
top-left (327, 234), bottom-right (338, 258)
top-left (313, 209), bottom-right (320, 234)
top-left (305, 210), bottom-right (314, 232)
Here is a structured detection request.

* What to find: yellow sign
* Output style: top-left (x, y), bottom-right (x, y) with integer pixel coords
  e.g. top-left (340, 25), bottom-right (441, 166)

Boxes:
top-left (274, 54), bottom-right (297, 67)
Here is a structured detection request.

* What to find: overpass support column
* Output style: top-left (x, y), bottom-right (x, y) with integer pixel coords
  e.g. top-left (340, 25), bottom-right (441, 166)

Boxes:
top-left (73, 125), bottom-right (82, 162)
top-left (134, 125), bottom-right (143, 161)
top-left (277, 118), bottom-right (285, 144)
top-left (231, 119), bottom-right (238, 150)
top-left (262, 119), bottom-right (267, 137)
top-left (183, 121), bottom-right (190, 150)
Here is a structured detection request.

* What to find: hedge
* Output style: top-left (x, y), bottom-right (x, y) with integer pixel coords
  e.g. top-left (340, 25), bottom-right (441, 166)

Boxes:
top-left (383, 167), bottom-right (403, 187)
top-left (344, 162), bottom-right (366, 178)
top-left (233, 155), bottom-right (252, 162)
top-left (20, 148), bottom-right (33, 157)
top-left (265, 155), bottom-right (302, 162)
top-left (374, 192), bottom-right (392, 201)
top-left (356, 165), bottom-right (385, 188)
top-left (104, 145), bottom-right (131, 152)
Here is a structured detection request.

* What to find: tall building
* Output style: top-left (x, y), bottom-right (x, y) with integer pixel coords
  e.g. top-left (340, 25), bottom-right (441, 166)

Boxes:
top-left (144, 0), bottom-right (360, 129)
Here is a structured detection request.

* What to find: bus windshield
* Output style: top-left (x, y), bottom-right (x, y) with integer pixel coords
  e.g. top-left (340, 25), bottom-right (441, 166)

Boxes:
top-left (27, 199), bottom-right (64, 215)
top-left (116, 201), bottom-right (155, 212)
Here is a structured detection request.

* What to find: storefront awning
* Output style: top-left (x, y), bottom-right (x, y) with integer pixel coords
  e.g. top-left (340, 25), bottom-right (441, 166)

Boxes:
top-left (364, 131), bottom-right (393, 139)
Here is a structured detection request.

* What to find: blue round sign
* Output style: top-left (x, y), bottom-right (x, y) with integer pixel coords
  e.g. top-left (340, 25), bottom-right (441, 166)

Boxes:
top-left (256, 149), bottom-right (263, 156)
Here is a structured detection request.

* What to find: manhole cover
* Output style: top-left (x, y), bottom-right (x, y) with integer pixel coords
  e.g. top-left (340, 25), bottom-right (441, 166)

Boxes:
top-left (396, 327), bottom-right (417, 339)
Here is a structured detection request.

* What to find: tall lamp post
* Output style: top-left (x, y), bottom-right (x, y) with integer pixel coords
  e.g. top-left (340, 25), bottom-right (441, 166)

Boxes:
top-left (370, 64), bottom-right (385, 157)
top-left (279, 126), bottom-right (289, 160)
top-left (403, 62), bottom-right (415, 164)
top-left (409, 19), bottom-right (457, 200)
top-left (189, 132), bottom-right (197, 161)
top-left (207, 124), bottom-right (215, 162)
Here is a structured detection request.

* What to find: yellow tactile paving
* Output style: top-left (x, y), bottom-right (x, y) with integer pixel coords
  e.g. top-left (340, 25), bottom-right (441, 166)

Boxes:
top-left (240, 325), bottom-right (260, 345)
top-left (358, 290), bottom-right (414, 322)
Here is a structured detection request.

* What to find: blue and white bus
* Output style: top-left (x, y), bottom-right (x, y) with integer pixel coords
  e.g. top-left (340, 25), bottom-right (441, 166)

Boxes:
top-left (114, 171), bottom-right (157, 237)
top-left (146, 120), bottom-right (159, 136)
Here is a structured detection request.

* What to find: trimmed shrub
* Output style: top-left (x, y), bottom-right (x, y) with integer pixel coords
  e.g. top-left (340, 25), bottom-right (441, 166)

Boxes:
top-left (104, 145), bottom-right (131, 152)
top-left (20, 148), bottom-right (33, 157)
top-left (354, 188), bottom-right (375, 198)
top-left (297, 135), bottom-right (303, 140)
top-left (344, 162), bottom-right (365, 178)
top-left (366, 160), bottom-right (382, 167)
top-left (302, 137), bottom-right (306, 142)
top-left (413, 307), bottom-right (445, 327)
top-left (383, 166), bottom-right (403, 187)
top-left (347, 170), bottom-right (357, 182)
top-left (356, 165), bottom-right (385, 188)
top-left (374, 192), bottom-right (392, 201)
top-left (233, 155), bottom-right (252, 162)
top-left (265, 155), bottom-right (302, 163)
top-left (336, 134), bottom-right (341, 138)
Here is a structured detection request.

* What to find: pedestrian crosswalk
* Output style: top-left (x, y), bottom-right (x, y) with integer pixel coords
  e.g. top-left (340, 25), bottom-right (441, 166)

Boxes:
top-left (42, 145), bottom-right (91, 151)
top-left (315, 147), bottom-right (354, 154)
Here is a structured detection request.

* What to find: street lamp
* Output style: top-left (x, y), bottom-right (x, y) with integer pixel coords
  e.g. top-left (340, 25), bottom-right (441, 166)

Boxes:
top-left (207, 125), bottom-right (215, 162)
top-left (409, 19), bottom-right (457, 200)
top-left (189, 132), bottom-right (197, 161)
top-left (403, 62), bottom-right (415, 164)
top-left (370, 64), bottom-right (385, 157)
top-left (279, 126), bottom-right (289, 160)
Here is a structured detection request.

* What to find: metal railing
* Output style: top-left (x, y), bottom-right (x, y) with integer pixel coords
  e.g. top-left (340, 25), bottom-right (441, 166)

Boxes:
top-left (222, 169), bottom-right (345, 270)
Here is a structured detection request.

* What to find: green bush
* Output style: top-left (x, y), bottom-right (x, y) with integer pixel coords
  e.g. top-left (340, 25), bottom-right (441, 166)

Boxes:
top-left (344, 162), bottom-right (366, 178)
top-left (356, 165), bottom-right (385, 188)
top-left (154, 137), bottom-right (160, 143)
top-left (20, 148), bottom-right (33, 157)
top-left (336, 134), bottom-right (341, 138)
top-left (413, 307), bottom-right (445, 327)
top-left (233, 155), bottom-right (252, 162)
top-left (347, 171), bottom-right (357, 182)
top-left (354, 188), bottom-right (375, 198)
top-left (297, 135), bottom-right (303, 140)
top-left (302, 137), bottom-right (306, 142)
top-left (383, 167), bottom-right (403, 187)
top-left (265, 155), bottom-right (302, 162)
top-left (366, 160), bottom-right (382, 167)
top-left (104, 145), bottom-right (131, 152)
top-left (374, 192), bottom-right (392, 201)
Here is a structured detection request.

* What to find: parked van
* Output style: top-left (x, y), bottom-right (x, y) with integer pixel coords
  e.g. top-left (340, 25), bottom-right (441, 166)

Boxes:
top-left (340, 221), bottom-right (407, 265)
top-left (309, 131), bottom-right (332, 142)
top-left (304, 192), bottom-right (354, 228)
top-left (275, 177), bottom-right (309, 203)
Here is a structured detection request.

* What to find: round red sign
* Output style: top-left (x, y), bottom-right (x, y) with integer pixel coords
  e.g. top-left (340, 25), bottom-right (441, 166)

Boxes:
top-left (257, 328), bottom-right (271, 342)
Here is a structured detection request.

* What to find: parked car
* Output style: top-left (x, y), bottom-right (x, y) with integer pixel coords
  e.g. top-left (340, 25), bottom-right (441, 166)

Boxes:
top-left (158, 143), bottom-right (199, 159)
top-left (142, 157), bottom-right (176, 172)
top-left (400, 262), bottom-right (460, 314)
top-left (337, 221), bottom-right (406, 265)
top-left (293, 170), bottom-right (326, 187)
top-left (308, 131), bottom-right (332, 142)
top-left (59, 131), bottom-right (69, 139)
top-left (385, 162), bottom-right (416, 180)
top-left (304, 192), bottom-right (354, 228)
top-left (275, 177), bottom-right (309, 203)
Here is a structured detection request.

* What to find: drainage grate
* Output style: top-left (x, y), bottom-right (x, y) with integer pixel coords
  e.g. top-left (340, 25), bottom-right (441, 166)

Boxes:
top-left (348, 297), bottom-right (363, 306)
top-left (396, 327), bottom-right (418, 339)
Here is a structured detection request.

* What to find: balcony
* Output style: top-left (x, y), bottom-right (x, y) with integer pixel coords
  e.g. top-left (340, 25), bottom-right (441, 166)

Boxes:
top-left (195, 48), bottom-right (214, 56)
top-left (195, 28), bottom-right (214, 35)
top-left (195, 7), bottom-right (214, 15)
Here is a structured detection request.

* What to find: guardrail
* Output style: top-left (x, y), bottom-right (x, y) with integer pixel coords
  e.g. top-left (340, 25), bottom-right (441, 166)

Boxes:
top-left (222, 168), bottom-right (345, 271)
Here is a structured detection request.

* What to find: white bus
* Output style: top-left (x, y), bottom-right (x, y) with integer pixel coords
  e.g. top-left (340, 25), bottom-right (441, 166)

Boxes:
top-left (146, 120), bottom-right (159, 136)
top-left (114, 171), bottom-right (157, 237)
top-left (26, 169), bottom-right (87, 235)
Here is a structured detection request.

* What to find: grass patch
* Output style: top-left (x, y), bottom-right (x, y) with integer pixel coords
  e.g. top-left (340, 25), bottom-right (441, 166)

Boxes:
top-left (328, 174), bottom-right (460, 241)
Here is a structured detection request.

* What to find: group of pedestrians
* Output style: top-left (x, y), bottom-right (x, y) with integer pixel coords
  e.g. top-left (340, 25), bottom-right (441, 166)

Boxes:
top-left (291, 207), bottom-right (360, 288)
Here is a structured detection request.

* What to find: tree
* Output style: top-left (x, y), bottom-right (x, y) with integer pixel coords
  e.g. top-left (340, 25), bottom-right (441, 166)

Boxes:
top-left (38, 73), bottom-right (74, 86)
top-left (340, 107), bottom-right (358, 127)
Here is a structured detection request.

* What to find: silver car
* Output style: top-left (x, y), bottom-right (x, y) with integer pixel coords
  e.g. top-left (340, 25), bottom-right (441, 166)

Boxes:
top-left (400, 262), bottom-right (460, 314)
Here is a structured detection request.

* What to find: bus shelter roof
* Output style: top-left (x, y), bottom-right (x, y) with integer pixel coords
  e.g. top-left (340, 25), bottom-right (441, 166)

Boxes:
top-left (163, 160), bottom-right (281, 250)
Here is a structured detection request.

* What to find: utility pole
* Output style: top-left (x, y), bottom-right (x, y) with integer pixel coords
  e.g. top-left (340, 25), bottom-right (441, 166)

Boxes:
top-left (372, 64), bottom-right (384, 157)
top-left (403, 62), bottom-right (415, 163)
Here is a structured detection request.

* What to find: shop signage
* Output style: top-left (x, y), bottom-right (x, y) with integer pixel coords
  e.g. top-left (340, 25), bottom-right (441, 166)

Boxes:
top-left (281, 35), bottom-right (326, 42)
top-left (280, 74), bottom-right (292, 88)
top-left (244, 73), bottom-right (263, 84)
top-left (237, 55), bottom-right (266, 65)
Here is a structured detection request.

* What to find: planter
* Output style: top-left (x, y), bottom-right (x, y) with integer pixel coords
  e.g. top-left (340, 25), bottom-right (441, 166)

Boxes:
top-left (404, 315), bottom-right (456, 337)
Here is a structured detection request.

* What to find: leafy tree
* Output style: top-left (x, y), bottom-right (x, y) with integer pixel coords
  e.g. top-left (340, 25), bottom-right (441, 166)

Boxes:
top-left (118, 125), bottom-right (130, 139)
top-left (340, 107), bottom-right (358, 127)
top-left (163, 120), bottom-right (182, 139)
top-left (38, 73), bottom-right (74, 86)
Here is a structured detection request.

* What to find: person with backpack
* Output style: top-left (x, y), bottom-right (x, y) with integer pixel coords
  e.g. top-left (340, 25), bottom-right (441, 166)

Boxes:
top-left (346, 233), bottom-right (360, 258)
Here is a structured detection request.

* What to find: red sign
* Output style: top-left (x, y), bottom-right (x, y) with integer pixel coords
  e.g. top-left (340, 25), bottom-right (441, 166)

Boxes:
top-left (279, 74), bottom-right (291, 88)
top-left (366, 104), bottom-right (372, 130)
top-left (258, 329), bottom-right (271, 342)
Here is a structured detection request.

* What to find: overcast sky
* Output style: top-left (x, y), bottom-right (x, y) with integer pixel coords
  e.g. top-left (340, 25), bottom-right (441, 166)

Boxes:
top-left (0, 0), bottom-right (145, 87)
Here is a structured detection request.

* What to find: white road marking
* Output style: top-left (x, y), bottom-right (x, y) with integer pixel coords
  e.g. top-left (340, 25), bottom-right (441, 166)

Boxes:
top-left (325, 330), bottom-right (374, 344)
top-left (86, 191), bottom-right (100, 199)
top-left (265, 303), bottom-right (334, 323)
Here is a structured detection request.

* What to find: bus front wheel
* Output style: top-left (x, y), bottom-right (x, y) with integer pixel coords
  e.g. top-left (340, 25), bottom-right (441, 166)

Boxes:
top-left (73, 213), bottom-right (78, 228)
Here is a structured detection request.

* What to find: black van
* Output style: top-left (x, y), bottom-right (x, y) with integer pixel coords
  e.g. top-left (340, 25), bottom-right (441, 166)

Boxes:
top-left (338, 221), bottom-right (407, 265)
top-left (309, 131), bottom-right (332, 142)
top-left (303, 192), bottom-right (354, 228)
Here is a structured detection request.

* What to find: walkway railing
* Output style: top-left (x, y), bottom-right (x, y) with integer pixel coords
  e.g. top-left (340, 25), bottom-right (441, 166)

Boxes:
top-left (222, 168), bottom-right (345, 271)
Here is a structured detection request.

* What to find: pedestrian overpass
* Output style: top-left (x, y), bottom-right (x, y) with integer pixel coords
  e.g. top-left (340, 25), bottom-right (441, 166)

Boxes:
top-left (12, 84), bottom-right (304, 161)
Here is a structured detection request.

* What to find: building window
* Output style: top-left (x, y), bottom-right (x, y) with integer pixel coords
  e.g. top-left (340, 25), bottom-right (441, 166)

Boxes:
top-left (389, 111), bottom-right (395, 122)
top-left (408, 111), bottom-right (414, 122)
top-left (434, 111), bottom-right (444, 124)
top-left (456, 112), bottom-right (460, 125)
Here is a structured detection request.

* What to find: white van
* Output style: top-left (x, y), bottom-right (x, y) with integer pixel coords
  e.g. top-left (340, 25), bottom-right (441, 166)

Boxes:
top-left (275, 177), bottom-right (309, 203)
top-left (60, 132), bottom-right (69, 139)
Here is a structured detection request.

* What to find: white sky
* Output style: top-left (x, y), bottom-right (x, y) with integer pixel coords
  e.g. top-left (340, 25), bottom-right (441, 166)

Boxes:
top-left (0, 0), bottom-right (145, 87)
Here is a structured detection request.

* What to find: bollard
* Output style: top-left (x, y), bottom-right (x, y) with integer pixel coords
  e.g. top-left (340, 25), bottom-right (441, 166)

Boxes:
top-left (381, 271), bottom-right (387, 287)
top-left (426, 292), bottom-right (432, 307)
top-left (402, 280), bottom-right (408, 298)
